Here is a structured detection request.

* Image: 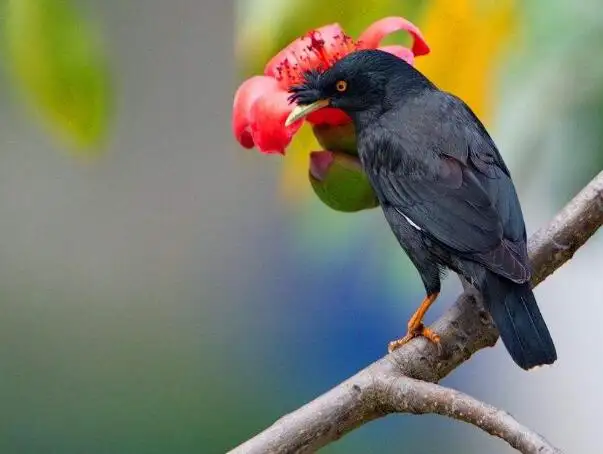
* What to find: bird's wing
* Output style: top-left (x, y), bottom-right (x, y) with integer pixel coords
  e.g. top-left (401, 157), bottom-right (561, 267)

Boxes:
top-left (372, 93), bottom-right (530, 283)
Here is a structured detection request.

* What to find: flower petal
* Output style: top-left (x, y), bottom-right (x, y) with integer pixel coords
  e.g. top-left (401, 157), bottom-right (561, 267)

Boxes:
top-left (306, 107), bottom-right (351, 126)
top-left (378, 45), bottom-right (414, 65)
top-left (264, 35), bottom-right (312, 78)
top-left (314, 23), bottom-right (353, 59)
top-left (358, 17), bottom-right (430, 57)
top-left (232, 76), bottom-right (280, 148)
top-left (249, 89), bottom-right (302, 154)
top-left (264, 23), bottom-right (350, 80)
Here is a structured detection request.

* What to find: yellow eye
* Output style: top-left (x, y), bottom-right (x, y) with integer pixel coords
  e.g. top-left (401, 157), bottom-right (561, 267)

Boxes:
top-left (335, 80), bottom-right (347, 92)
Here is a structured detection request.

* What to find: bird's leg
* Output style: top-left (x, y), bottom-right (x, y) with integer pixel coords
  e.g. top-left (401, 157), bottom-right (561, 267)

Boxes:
top-left (388, 293), bottom-right (440, 353)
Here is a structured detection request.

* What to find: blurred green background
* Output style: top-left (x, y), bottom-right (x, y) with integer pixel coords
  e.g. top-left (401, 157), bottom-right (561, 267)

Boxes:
top-left (0, 0), bottom-right (601, 453)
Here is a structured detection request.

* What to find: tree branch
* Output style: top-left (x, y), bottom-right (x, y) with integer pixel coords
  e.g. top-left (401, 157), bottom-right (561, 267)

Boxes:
top-left (384, 376), bottom-right (561, 454)
top-left (231, 171), bottom-right (603, 454)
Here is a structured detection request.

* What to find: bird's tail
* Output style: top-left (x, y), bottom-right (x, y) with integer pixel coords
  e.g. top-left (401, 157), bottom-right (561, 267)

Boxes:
top-left (481, 272), bottom-right (557, 370)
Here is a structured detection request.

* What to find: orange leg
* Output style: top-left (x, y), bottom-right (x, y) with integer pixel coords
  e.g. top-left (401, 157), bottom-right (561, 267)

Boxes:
top-left (388, 293), bottom-right (440, 353)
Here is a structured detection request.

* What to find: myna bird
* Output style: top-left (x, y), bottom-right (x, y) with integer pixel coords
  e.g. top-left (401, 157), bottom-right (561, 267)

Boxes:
top-left (285, 49), bottom-right (556, 370)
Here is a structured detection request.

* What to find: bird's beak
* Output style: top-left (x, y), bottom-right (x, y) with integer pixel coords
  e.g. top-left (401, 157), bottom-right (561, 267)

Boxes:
top-left (285, 99), bottom-right (329, 127)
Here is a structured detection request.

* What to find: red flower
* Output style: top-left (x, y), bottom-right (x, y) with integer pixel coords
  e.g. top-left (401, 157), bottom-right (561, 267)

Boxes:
top-left (232, 17), bottom-right (430, 154)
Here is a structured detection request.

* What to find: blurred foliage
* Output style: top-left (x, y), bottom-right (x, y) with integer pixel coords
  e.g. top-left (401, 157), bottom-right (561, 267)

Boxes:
top-left (4, 0), bottom-right (111, 153)
top-left (414, 0), bottom-right (518, 122)
top-left (500, 0), bottom-right (603, 198)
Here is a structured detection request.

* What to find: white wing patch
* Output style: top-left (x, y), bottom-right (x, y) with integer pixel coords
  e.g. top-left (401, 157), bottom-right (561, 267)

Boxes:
top-left (395, 207), bottom-right (422, 231)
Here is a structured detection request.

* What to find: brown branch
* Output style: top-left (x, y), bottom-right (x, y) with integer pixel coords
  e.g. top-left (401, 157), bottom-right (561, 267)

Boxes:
top-left (384, 376), bottom-right (561, 454)
top-left (231, 170), bottom-right (603, 454)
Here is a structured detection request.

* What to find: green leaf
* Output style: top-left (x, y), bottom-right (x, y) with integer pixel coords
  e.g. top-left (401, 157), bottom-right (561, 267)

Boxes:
top-left (5, 0), bottom-right (112, 152)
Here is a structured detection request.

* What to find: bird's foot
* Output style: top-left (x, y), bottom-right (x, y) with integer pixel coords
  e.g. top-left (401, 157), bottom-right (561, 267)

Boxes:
top-left (387, 322), bottom-right (441, 353)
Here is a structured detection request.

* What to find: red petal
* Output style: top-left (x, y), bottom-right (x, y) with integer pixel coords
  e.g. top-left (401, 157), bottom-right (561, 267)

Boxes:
top-left (358, 17), bottom-right (429, 56)
top-left (306, 107), bottom-right (351, 126)
top-left (264, 37), bottom-right (311, 78)
top-left (232, 76), bottom-right (280, 148)
top-left (264, 23), bottom-right (348, 80)
top-left (249, 89), bottom-right (302, 154)
top-left (315, 23), bottom-right (350, 55)
top-left (378, 45), bottom-right (414, 65)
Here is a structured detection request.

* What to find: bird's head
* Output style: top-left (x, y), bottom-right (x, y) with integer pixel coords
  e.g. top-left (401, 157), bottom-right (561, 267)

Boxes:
top-left (285, 49), bottom-right (429, 126)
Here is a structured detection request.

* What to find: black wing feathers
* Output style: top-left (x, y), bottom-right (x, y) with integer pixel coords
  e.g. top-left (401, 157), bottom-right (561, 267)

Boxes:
top-left (371, 91), bottom-right (530, 283)
top-left (379, 158), bottom-right (501, 253)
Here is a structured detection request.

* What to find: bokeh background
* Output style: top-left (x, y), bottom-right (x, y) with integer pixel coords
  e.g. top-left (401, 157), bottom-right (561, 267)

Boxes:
top-left (0, 0), bottom-right (601, 452)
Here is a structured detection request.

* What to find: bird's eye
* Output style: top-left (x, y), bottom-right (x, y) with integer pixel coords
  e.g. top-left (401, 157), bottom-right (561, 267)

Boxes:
top-left (335, 80), bottom-right (348, 92)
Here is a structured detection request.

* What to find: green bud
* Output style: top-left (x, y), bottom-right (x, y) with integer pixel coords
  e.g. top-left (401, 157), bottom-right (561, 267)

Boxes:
top-left (312, 123), bottom-right (358, 155)
top-left (308, 151), bottom-right (379, 212)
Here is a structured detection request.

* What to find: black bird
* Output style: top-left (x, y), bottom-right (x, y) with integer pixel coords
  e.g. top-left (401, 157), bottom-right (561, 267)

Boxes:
top-left (285, 49), bottom-right (556, 370)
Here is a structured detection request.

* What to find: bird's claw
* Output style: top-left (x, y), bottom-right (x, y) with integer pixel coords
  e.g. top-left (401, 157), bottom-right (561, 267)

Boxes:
top-left (387, 323), bottom-right (441, 353)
